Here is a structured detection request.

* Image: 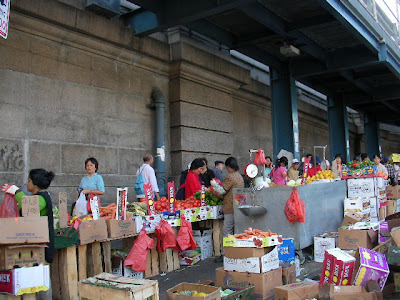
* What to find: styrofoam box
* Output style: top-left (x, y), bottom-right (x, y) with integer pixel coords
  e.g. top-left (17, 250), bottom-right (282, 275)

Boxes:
top-left (223, 246), bottom-right (279, 273)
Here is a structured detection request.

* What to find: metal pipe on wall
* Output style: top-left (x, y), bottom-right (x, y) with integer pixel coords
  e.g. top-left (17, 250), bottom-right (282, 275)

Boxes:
top-left (151, 89), bottom-right (166, 196)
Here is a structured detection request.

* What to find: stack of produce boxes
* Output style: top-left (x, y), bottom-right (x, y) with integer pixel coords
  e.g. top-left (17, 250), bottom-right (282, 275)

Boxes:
top-left (216, 228), bottom-right (283, 299)
top-left (386, 185), bottom-right (400, 215)
top-left (0, 196), bottom-right (50, 296)
top-left (179, 229), bottom-right (213, 266)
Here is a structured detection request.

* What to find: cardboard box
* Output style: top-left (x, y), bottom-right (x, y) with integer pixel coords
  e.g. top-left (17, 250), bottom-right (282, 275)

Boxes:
top-left (344, 198), bottom-right (371, 219)
top-left (342, 212), bottom-right (364, 226)
top-left (223, 246), bottom-right (279, 273)
top-left (379, 206), bottom-right (387, 221)
top-left (133, 214), bottom-right (161, 232)
top-left (0, 217), bottom-right (49, 244)
top-left (274, 281), bottom-right (319, 300)
top-left (0, 265), bottom-right (50, 295)
top-left (78, 219), bottom-right (108, 244)
top-left (320, 285), bottom-right (383, 300)
top-left (338, 229), bottom-right (377, 250)
top-left (390, 227), bottom-right (400, 247)
top-left (216, 267), bottom-right (282, 300)
top-left (319, 248), bottom-right (355, 286)
top-left (386, 185), bottom-right (400, 200)
top-left (123, 265), bottom-right (144, 279)
top-left (0, 245), bottom-right (46, 269)
top-left (282, 263), bottom-right (296, 285)
top-left (166, 283), bottom-right (221, 300)
top-left (354, 247), bottom-right (389, 290)
top-left (193, 234), bottom-right (213, 260)
top-left (224, 247), bottom-right (269, 259)
top-left (277, 238), bottom-right (295, 263)
top-left (347, 178), bottom-right (376, 198)
top-left (206, 205), bottom-right (223, 219)
top-left (394, 273), bottom-right (400, 293)
top-left (387, 199), bottom-right (398, 216)
top-left (106, 219), bottom-right (136, 238)
top-left (314, 232), bottom-right (337, 263)
top-left (223, 234), bottom-right (282, 248)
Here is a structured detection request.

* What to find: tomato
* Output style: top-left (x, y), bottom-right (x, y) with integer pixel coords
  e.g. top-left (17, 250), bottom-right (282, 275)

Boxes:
top-left (155, 202), bottom-right (162, 211)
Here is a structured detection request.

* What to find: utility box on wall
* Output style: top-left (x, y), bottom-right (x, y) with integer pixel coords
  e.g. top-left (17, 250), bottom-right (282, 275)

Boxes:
top-left (85, 0), bottom-right (120, 18)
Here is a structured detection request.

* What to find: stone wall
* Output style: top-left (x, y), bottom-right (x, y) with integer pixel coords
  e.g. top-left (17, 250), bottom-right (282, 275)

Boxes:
top-left (0, 0), bottom-right (398, 208)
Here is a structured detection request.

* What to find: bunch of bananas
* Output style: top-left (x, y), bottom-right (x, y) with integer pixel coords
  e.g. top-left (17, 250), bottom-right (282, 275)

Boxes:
top-left (126, 202), bottom-right (148, 216)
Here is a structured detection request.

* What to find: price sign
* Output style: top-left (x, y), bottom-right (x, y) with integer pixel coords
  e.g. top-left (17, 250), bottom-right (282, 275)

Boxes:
top-left (168, 182), bottom-right (175, 213)
top-left (201, 185), bottom-right (206, 206)
top-left (90, 195), bottom-right (100, 220)
top-left (21, 196), bottom-right (40, 217)
top-left (116, 188), bottom-right (128, 220)
top-left (145, 183), bottom-right (156, 215)
top-left (58, 192), bottom-right (68, 228)
top-left (0, 0), bottom-right (10, 39)
top-left (302, 157), bottom-right (311, 185)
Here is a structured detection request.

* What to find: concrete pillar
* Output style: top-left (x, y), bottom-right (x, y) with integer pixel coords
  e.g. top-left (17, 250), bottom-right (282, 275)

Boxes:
top-left (364, 113), bottom-right (382, 158)
top-left (270, 65), bottom-right (300, 160)
top-left (328, 95), bottom-right (350, 162)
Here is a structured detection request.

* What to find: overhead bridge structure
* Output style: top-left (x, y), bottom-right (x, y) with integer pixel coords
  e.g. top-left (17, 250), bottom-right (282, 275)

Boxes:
top-left (121, 0), bottom-right (400, 160)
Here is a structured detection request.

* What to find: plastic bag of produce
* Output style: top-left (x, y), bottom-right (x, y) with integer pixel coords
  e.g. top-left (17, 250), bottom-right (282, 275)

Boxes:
top-left (0, 193), bottom-right (19, 217)
top-left (253, 148), bottom-right (267, 166)
top-left (175, 216), bottom-right (197, 252)
top-left (124, 228), bottom-right (155, 272)
top-left (72, 191), bottom-right (88, 217)
top-left (155, 220), bottom-right (176, 252)
top-left (284, 187), bottom-right (305, 223)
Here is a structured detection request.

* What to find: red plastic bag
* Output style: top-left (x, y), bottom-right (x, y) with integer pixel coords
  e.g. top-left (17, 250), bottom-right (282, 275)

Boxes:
top-left (175, 216), bottom-right (197, 252)
top-left (284, 187), bottom-right (305, 223)
top-left (155, 220), bottom-right (176, 252)
top-left (0, 193), bottom-right (19, 218)
top-left (124, 229), bottom-right (154, 272)
top-left (253, 149), bottom-right (267, 166)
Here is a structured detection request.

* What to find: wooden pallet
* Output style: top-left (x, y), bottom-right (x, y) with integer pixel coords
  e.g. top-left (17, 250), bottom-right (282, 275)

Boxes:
top-left (78, 273), bottom-right (159, 300)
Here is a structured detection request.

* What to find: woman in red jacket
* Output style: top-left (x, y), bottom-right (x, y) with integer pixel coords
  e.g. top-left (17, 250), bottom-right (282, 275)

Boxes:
top-left (185, 158), bottom-right (206, 199)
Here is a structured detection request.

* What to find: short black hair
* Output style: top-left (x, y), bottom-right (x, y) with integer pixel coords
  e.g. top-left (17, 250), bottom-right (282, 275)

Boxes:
top-left (29, 169), bottom-right (55, 190)
top-left (214, 160), bottom-right (224, 166)
top-left (361, 153), bottom-right (368, 160)
top-left (85, 157), bottom-right (99, 172)
top-left (190, 158), bottom-right (206, 170)
top-left (225, 157), bottom-right (239, 171)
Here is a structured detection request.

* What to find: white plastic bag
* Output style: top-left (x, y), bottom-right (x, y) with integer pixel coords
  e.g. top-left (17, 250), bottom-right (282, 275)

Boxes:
top-left (73, 192), bottom-right (88, 217)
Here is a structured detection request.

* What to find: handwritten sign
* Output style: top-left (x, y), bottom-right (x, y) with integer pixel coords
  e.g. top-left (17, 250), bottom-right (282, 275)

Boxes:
top-left (168, 182), bottom-right (175, 213)
top-left (116, 188), bottom-right (128, 220)
top-left (90, 195), bottom-right (100, 220)
top-left (0, 0), bottom-right (10, 39)
top-left (145, 183), bottom-right (156, 215)
top-left (201, 185), bottom-right (206, 206)
top-left (21, 196), bottom-right (40, 217)
top-left (58, 192), bottom-right (68, 228)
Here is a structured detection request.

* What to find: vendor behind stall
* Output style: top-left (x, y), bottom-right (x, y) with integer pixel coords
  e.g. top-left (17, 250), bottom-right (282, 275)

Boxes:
top-left (185, 158), bottom-right (206, 199)
top-left (331, 154), bottom-right (344, 179)
top-left (270, 156), bottom-right (288, 184)
top-left (199, 158), bottom-right (215, 187)
top-left (221, 157), bottom-right (244, 236)
top-left (287, 159), bottom-right (300, 181)
top-left (1, 169), bottom-right (55, 263)
top-left (373, 154), bottom-right (388, 177)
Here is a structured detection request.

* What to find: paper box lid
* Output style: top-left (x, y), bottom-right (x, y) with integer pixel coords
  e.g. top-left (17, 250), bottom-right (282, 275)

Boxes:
top-left (224, 246), bottom-right (271, 259)
top-left (390, 227), bottom-right (400, 247)
top-left (359, 248), bottom-right (389, 272)
top-left (342, 212), bottom-right (364, 226)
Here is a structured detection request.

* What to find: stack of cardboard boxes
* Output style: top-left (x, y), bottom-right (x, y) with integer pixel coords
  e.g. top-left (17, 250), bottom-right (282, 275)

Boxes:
top-left (386, 185), bottom-right (400, 216)
top-left (0, 196), bottom-right (50, 296)
top-left (216, 233), bottom-right (283, 299)
top-left (180, 229), bottom-right (213, 266)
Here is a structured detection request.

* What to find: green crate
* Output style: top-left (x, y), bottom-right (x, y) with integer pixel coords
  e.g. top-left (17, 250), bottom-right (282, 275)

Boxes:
top-left (54, 227), bottom-right (80, 249)
top-left (222, 284), bottom-right (255, 300)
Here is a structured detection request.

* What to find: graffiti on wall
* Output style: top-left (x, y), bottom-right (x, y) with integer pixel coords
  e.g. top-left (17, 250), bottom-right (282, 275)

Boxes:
top-left (0, 144), bottom-right (24, 171)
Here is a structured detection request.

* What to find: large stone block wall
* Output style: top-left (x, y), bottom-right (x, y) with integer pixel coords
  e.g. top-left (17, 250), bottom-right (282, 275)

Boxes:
top-left (0, 0), bottom-right (398, 208)
top-left (0, 1), bottom-right (170, 205)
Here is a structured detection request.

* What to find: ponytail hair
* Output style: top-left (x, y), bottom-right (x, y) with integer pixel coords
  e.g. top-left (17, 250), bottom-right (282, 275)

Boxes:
top-left (29, 169), bottom-right (55, 190)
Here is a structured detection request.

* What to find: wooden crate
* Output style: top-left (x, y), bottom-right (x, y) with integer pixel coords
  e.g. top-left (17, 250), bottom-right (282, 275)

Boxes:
top-left (78, 273), bottom-right (159, 300)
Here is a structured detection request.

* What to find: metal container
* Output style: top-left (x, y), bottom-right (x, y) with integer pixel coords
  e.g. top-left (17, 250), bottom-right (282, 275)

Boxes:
top-left (233, 180), bottom-right (346, 250)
